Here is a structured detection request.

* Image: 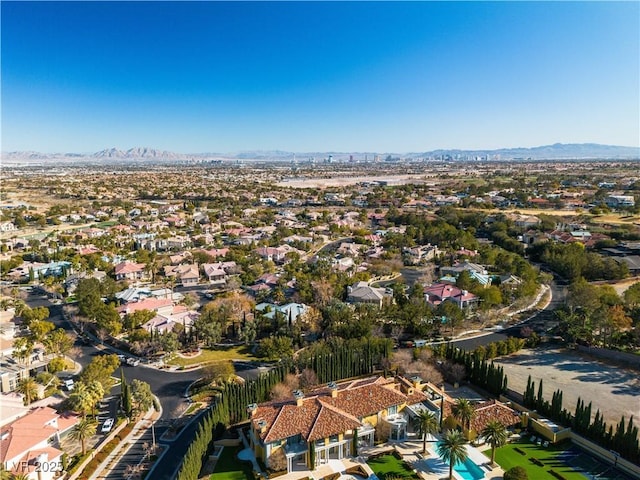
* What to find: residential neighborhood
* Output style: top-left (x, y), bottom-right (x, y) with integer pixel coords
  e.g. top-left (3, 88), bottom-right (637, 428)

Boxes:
top-left (0, 160), bottom-right (639, 480)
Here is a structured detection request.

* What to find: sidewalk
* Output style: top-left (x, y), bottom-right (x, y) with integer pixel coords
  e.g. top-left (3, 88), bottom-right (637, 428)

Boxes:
top-left (88, 408), bottom-right (160, 480)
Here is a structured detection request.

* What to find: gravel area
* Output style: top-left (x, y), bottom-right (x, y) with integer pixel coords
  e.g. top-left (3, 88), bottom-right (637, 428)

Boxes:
top-left (494, 346), bottom-right (640, 427)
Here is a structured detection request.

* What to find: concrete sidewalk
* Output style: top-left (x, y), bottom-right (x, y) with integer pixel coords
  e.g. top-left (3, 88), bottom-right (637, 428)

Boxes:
top-left (88, 408), bottom-right (161, 480)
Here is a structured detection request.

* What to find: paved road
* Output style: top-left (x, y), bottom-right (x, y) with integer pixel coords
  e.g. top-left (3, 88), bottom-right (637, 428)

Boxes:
top-left (451, 281), bottom-right (566, 351)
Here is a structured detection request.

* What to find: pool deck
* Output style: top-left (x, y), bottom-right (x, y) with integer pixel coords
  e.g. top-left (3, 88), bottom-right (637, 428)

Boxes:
top-left (272, 439), bottom-right (504, 480)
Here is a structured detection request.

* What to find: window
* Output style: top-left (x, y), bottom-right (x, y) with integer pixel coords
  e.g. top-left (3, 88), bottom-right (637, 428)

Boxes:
top-left (287, 434), bottom-right (302, 446)
top-left (329, 435), bottom-right (339, 443)
top-left (388, 405), bottom-right (398, 416)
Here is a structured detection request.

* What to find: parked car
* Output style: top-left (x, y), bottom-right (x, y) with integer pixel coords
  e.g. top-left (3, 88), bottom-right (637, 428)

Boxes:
top-left (101, 418), bottom-right (114, 433)
top-left (64, 379), bottom-right (75, 391)
top-left (126, 357), bottom-right (140, 367)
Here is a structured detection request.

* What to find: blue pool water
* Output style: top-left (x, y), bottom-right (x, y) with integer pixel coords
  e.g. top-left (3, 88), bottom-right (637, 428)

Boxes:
top-left (452, 457), bottom-right (485, 480)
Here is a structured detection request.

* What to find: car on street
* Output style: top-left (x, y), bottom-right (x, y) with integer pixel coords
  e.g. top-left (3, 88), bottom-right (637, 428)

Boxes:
top-left (64, 379), bottom-right (75, 391)
top-left (101, 417), bottom-right (114, 433)
top-left (126, 357), bottom-right (140, 366)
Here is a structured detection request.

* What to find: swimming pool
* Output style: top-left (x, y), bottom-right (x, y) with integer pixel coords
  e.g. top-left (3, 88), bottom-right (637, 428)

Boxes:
top-left (452, 457), bottom-right (484, 480)
top-left (436, 442), bottom-right (485, 480)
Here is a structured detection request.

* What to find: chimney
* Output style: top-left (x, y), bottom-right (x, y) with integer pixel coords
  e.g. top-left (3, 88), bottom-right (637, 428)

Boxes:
top-left (328, 381), bottom-right (338, 398)
top-left (257, 419), bottom-right (268, 434)
top-left (247, 403), bottom-right (258, 417)
top-left (410, 375), bottom-right (422, 389)
top-left (293, 390), bottom-right (304, 406)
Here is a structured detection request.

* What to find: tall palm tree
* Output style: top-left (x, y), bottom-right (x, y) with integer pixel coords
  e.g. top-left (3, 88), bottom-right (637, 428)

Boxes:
top-left (69, 418), bottom-right (97, 455)
top-left (413, 410), bottom-right (439, 453)
top-left (481, 420), bottom-right (508, 466)
top-left (16, 377), bottom-right (39, 405)
top-left (437, 430), bottom-right (469, 480)
top-left (452, 398), bottom-right (475, 434)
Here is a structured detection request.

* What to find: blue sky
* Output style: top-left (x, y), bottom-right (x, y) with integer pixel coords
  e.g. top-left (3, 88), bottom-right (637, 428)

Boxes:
top-left (2, 1), bottom-right (639, 153)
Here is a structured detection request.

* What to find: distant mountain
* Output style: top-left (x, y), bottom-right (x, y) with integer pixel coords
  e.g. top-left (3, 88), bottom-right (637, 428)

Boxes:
top-left (93, 147), bottom-right (188, 160)
top-left (2, 143), bottom-right (638, 163)
top-left (414, 143), bottom-right (640, 160)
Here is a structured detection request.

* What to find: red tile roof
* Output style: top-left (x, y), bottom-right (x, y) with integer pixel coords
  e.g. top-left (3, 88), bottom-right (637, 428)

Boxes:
top-left (252, 376), bottom-right (413, 444)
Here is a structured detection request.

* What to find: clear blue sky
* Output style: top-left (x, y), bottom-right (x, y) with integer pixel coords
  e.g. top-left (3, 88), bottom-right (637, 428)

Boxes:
top-left (2, 1), bottom-right (639, 153)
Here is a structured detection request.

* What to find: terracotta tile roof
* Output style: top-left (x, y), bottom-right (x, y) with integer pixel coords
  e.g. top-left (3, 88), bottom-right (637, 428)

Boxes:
top-left (307, 401), bottom-right (361, 442)
top-left (470, 400), bottom-right (520, 433)
top-left (114, 261), bottom-right (146, 275)
top-left (1, 407), bottom-right (79, 464)
top-left (253, 376), bottom-right (409, 444)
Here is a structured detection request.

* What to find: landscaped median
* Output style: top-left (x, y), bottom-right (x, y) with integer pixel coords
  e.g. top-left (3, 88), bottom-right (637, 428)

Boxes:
top-left (169, 345), bottom-right (258, 368)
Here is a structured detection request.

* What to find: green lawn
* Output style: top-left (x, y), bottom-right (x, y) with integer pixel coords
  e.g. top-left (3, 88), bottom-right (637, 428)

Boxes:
top-left (485, 439), bottom-right (588, 480)
top-left (367, 453), bottom-right (420, 480)
top-left (211, 446), bottom-right (254, 480)
top-left (170, 345), bottom-right (258, 367)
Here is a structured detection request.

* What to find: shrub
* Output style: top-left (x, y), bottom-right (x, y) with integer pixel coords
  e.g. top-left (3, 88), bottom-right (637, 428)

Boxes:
top-left (503, 466), bottom-right (528, 480)
top-left (549, 470), bottom-right (567, 480)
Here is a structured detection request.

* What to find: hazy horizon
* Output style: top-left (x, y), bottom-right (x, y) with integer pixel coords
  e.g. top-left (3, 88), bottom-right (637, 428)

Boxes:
top-left (2, 1), bottom-right (639, 153)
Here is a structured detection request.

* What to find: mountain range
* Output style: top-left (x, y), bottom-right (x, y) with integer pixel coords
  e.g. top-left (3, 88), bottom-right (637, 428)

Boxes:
top-left (2, 143), bottom-right (639, 163)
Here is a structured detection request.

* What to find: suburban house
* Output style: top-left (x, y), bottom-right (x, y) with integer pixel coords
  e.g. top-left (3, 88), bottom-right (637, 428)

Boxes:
top-left (423, 283), bottom-right (478, 309)
top-left (163, 263), bottom-right (200, 287)
top-left (114, 261), bottom-right (148, 282)
top-left (142, 305), bottom-right (200, 335)
top-left (402, 244), bottom-right (440, 265)
top-left (255, 303), bottom-right (309, 324)
top-left (346, 282), bottom-right (393, 308)
top-left (202, 261), bottom-right (237, 286)
top-left (0, 349), bottom-right (50, 394)
top-left (1, 407), bottom-right (80, 480)
top-left (116, 297), bottom-right (174, 317)
top-left (248, 376), bottom-right (428, 472)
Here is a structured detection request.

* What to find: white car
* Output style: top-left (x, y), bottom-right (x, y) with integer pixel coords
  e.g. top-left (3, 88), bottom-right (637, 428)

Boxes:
top-left (101, 418), bottom-right (114, 433)
top-left (64, 379), bottom-right (75, 391)
top-left (126, 357), bottom-right (140, 367)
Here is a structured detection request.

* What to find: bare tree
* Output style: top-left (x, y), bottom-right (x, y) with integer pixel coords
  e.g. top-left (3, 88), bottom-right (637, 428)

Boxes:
top-left (299, 368), bottom-right (318, 390)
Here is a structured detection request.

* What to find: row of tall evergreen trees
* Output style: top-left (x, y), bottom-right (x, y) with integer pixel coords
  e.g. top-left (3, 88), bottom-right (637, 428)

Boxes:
top-left (523, 376), bottom-right (639, 463)
top-left (442, 342), bottom-right (508, 396)
top-left (296, 337), bottom-right (393, 383)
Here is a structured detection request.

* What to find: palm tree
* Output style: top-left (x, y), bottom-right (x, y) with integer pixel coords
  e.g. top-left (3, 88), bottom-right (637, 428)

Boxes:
top-left (10, 473), bottom-right (30, 480)
top-left (452, 398), bottom-right (475, 434)
top-left (69, 382), bottom-right (96, 419)
top-left (413, 410), bottom-right (439, 453)
top-left (436, 430), bottom-right (469, 480)
top-left (86, 380), bottom-right (105, 417)
top-left (69, 418), bottom-right (97, 455)
top-left (16, 377), bottom-right (39, 405)
top-left (481, 420), bottom-right (508, 466)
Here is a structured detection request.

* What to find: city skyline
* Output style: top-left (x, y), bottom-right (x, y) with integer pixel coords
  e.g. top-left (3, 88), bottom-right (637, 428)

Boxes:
top-left (2, 1), bottom-right (639, 153)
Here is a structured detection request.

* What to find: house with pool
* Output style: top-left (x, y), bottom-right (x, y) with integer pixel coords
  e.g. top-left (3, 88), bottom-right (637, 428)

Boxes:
top-left (248, 376), bottom-right (433, 472)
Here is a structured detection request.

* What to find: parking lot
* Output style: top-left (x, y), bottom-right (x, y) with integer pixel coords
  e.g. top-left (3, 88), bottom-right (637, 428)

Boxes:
top-left (494, 346), bottom-right (640, 426)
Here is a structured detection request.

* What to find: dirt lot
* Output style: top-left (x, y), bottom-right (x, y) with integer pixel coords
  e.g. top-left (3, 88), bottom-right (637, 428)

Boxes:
top-left (494, 346), bottom-right (640, 427)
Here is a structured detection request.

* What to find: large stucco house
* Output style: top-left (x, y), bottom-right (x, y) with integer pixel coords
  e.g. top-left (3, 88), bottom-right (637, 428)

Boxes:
top-left (248, 376), bottom-right (433, 472)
